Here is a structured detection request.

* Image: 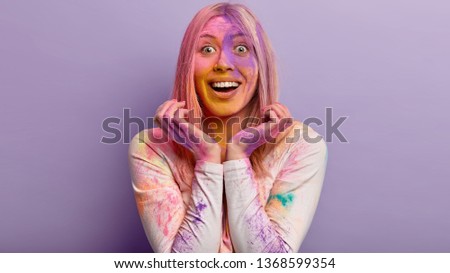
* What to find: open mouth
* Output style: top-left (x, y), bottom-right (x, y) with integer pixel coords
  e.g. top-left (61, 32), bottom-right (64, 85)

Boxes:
top-left (209, 81), bottom-right (241, 93)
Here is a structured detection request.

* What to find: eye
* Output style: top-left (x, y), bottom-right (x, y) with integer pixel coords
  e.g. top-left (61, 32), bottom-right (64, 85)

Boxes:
top-left (201, 46), bottom-right (216, 54)
top-left (235, 45), bottom-right (248, 54)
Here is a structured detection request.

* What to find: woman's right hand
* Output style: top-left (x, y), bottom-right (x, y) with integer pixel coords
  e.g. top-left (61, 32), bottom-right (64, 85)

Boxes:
top-left (154, 99), bottom-right (221, 164)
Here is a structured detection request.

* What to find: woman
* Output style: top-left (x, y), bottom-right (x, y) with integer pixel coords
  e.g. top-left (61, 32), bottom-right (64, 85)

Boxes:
top-left (128, 2), bottom-right (327, 253)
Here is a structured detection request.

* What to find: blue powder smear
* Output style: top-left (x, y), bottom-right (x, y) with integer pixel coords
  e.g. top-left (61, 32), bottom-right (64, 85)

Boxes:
top-left (268, 193), bottom-right (294, 207)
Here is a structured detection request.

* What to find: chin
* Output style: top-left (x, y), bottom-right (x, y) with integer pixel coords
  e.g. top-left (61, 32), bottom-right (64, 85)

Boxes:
top-left (206, 105), bottom-right (240, 118)
top-left (209, 109), bottom-right (238, 118)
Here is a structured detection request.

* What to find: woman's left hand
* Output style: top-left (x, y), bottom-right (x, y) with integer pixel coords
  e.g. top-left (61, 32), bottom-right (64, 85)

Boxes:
top-left (226, 102), bottom-right (293, 161)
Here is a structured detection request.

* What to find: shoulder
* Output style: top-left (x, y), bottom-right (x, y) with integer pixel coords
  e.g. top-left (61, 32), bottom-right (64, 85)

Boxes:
top-left (273, 120), bottom-right (328, 184)
top-left (286, 119), bottom-right (325, 141)
top-left (278, 119), bottom-right (327, 160)
top-left (283, 120), bottom-right (322, 141)
top-left (128, 128), bottom-right (175, 159)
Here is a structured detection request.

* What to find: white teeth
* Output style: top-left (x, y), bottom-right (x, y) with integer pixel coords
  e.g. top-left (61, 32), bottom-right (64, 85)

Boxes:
top-left (212, 82), bottom-right (239, 88)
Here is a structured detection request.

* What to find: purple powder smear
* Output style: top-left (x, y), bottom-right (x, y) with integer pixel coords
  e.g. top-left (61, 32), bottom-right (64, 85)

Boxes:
top-left (196, 202), bottom-right (207, 212)
top-left (172, 230), bottom-right (194, 252)
top-left (193, 216), bottom-right (202, 224)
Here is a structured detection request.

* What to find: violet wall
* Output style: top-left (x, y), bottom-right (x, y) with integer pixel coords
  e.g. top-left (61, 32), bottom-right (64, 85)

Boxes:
top-left (1, 0), bottom-right (449, 252)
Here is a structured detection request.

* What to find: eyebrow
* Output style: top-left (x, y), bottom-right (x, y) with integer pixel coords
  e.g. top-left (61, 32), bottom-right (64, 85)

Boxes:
top-left (199, 32), bottom-right (246, 40)
top-left (199, 33), bottom-right (216, 40)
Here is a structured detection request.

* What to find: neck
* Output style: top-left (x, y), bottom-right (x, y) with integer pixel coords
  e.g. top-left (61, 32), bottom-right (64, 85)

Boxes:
top-left (202, 107), bottom-right (255, 163)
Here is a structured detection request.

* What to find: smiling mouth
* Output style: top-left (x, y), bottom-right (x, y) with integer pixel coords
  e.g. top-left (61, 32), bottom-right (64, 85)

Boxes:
top-left (209, 81), bottom-right (241, 92)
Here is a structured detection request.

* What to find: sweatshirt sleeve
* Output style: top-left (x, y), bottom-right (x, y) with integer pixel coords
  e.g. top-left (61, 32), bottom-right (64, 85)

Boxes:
top-left (223, 128), bottom-right (328, 252)
top-left (128, 129), bottom-right (224, 253)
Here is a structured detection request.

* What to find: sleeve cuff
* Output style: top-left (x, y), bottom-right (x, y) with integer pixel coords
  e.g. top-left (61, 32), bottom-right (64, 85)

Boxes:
top-left (195, 160), bottom-right (224, 175)
top-left (223, 158), bottom-right (251, 172)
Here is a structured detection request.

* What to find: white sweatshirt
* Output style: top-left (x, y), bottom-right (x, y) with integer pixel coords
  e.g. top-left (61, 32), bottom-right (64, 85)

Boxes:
top-left (128, 121), bottom-right (327, 252)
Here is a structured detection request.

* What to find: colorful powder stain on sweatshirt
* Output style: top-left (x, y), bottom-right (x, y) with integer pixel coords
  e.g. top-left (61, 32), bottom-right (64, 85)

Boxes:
top-left (268, 193), bottom-right (294, 207)
top-left (130, 121), bottom-right (327, 252)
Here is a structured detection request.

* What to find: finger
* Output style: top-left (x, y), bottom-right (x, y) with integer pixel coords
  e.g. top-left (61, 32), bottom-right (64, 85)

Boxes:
top-left (269, 110), bottom-right (281, 134)
top-left (155, 99), bottom-right (177, 127)
top-left (262, 104), bottom-right (283, 122)
top-left (175, 108), bottom-right (189, 119)
top-left (159, 101), bottom-right (185, 135)
top-left (164, 112), bottom-right (193, 146)
top-left (253, 119), bottom-right (278, 145)
top-left (274, 102), bottom-right (291, 118)
top-left (268, 104), bottom-right (286, 120)
top-left (158, 115), bottom-right (172, 139)
top-left (257, 110), bottom-right (280, 144)
top-left (261, 106), bottom-right (273, 123)
top-left (238, 129), bottom-right (264, 147)
top-left (156, 99), bottom-right (177, 116)
top-left (261, 105), bottom-right (271, 118)
top-left (172, 115), bottom-right (201, 144)
top-left (272, 103), bottom-right (293, 131)
top-left (167, 119), bottom-right (195, 151)
top-left (163, 101), bottom-right (185, 119)
top-left (265, 108), bottom-right (279, 123)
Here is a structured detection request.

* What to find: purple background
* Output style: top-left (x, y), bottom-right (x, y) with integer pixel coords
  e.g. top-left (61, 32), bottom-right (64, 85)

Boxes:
top-left (1, 0), bottom-right (449, 252)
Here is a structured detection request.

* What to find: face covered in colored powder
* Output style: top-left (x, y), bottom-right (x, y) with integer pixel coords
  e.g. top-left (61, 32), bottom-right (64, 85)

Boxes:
top-left (194, 16), bottom-right (259, 118)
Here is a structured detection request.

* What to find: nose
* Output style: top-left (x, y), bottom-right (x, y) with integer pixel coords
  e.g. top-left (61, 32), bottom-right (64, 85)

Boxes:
top-left (213, 49), bottom-right (234, 72)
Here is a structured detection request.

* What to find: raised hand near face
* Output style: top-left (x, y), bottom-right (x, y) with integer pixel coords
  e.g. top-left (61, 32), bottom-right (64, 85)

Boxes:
top-left (226, 102), bottom-right (293, 161)
top-left (154, 99), bottom-right (222, 164)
